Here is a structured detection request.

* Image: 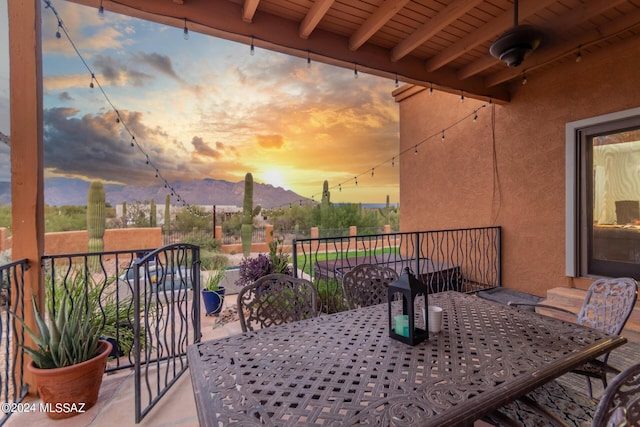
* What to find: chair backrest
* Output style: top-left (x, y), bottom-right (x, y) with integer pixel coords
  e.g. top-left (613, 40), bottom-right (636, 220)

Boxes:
top-left (592, 363), bottom-right (640, 427)
top-left (341, 264), bottom-right (399, 310)
top-left (237, 274), bottom-right (318, 332)
top-left (577, 278), bottom-right (638, 336)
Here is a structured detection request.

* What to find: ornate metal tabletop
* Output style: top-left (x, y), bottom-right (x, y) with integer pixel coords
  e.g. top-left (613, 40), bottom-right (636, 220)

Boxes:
top-left (187, 291), bottom-right (626, 426)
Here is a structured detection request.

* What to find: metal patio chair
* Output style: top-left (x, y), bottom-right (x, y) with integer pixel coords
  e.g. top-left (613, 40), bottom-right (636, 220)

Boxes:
top-left (484, 363), bottom-right (640, 427)
top-left (341, 263), bottom-right (399, 310)
top-left (508, 277), bottom-right (638, 399)
top-left (237, 273), bottom-right (318, 332)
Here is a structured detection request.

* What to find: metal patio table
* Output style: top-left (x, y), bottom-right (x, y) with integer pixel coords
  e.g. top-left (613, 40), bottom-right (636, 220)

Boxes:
top-left (187, 291), bottom-right (626, 426)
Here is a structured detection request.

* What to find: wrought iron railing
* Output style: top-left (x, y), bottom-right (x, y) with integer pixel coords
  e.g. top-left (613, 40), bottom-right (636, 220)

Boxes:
top-left (41, 246), bottom-right (201, 373)
top-left (292, 227), bottom-right (501, 313)
top-left (0, 258), bottom-right (29, 426)
top-left (42, 244), bottom-right (201, 423)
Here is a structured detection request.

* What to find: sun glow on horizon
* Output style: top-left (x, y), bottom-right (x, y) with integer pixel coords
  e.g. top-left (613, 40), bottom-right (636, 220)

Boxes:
top-left (261, 169), bottom-right (288, 190)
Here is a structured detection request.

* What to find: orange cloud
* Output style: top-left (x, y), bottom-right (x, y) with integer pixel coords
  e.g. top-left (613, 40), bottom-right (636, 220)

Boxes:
top-left (256, 134), bottom-right (284, 149)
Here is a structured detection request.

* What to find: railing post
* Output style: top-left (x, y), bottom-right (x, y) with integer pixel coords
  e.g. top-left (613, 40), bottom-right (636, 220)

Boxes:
top-left (292, 239), bottom-right (298, 278)
top-left (414, 232), bottom-right (420, 276)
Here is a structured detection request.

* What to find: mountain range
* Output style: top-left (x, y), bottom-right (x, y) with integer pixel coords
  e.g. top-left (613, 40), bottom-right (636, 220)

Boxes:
top-left (0, 177), bottom-right (310, 208)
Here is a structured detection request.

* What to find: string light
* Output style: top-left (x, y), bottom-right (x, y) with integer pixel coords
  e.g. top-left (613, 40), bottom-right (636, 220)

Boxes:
top-left (354, 177), bottom-right (358, 186)
top-left (98, 0), bottom-right (104, 17)
top-left (576, 46), bottom-right (582, 63)
top-left (391, 157), bottom-right (395, 167)
top-left (395, 73), bottom-right (399, 88)
top-left (183, 18), bottom-right (189, 40)
top-left (371, 168), bottom-right (374, 177)
top-left (460, 91), bottom-right (465, 103)
top-left (429, 83), bottom-right (433, 95)
top-left (354, 63), bottom-right (358, 79)
top-left (441, 130), bottom-right (445, 141)
top-left (250, 36), bottom-right (255, 55)
top-left (473, 113), bottom-right (478, 122)
top-left (414, 145), bottom-right (418, 154)
top-left (521, 73), bottom-right (527, 85)
top-left (43, 0), bottom-right (199, 214)
top-left (307, 50), bottom-right (311, 68)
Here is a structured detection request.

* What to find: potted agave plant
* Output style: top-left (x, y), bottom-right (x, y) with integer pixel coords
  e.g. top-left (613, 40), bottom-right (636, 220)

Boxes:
top-left (16, 291), bottom-right (112, 419)
top-left (202, 268), bottom-right (226, 316)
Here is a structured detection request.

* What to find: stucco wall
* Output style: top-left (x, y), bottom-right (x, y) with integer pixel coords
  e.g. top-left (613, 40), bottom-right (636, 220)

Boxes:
top-left (396, 46), bottom-right (640, 297)
top-left (43, 228), bottom-right (162, 255)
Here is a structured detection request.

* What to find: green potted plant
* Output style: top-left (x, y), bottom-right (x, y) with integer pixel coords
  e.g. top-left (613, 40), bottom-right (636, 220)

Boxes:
top-left (202, 268), bottom-right (226, 316)
top-left (16, 291), bottom-right (112, 419)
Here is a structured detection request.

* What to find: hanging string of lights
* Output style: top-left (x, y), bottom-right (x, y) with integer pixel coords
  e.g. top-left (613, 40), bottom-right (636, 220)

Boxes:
top-left (43, 0), bottom-right (213, 217)
top-left (43, 0), bottom-right (489, 217)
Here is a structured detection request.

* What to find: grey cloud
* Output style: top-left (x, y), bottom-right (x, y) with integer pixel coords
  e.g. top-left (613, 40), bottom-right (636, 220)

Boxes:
top-left (191, 136), bottom-right (221, 159)
top-left (59, 91), bottom-right (73, 101)
top-left (132, 52), bottom-right (183, 82)
top-left (92, 54), bottom-right (154, 86)
top-left (43, 107), bottom-right (187, 185)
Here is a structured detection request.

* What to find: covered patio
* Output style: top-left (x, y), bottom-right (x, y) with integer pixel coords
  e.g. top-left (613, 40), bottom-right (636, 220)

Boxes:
top-left (5, 0), bottom-right (640, 425)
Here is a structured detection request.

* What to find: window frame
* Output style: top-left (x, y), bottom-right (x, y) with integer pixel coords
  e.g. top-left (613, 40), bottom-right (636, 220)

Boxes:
top-left (566, 107), bottom-right (640, 279)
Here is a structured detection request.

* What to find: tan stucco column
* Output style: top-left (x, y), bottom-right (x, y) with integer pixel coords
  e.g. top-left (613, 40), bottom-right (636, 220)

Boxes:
top-left (9, 0), bottom-right (45, 391)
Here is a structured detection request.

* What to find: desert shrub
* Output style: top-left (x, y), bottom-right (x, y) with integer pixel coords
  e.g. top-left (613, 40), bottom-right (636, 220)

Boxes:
top-left (314, 278), bottom-right (347, 314)
top-left (200, 251), bottom-right (229, 271)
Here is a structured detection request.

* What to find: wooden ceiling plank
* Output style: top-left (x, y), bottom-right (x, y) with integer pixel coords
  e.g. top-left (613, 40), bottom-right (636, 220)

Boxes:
top-left (349, 0), bottom-right (410, 51)
top-left (390, 0), bottom-right (483, 62)
top-left (299, 0), bottom-right (336, 39)
top-left (485, 8), bottom-right (640, 87)
top-left (459, 0), bottom-right (631, 81)
top-left (242, 0), bottom-right (261, 23)
top-left (427, 0), bottom-right (556, 72)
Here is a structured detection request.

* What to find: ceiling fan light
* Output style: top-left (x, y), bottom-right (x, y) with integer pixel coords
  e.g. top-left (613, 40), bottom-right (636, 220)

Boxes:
top-left (490, 25), bottom-right (543, 68)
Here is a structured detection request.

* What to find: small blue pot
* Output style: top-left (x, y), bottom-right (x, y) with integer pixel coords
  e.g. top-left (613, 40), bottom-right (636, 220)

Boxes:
top-left (202, 287), bottom-right (225, 316)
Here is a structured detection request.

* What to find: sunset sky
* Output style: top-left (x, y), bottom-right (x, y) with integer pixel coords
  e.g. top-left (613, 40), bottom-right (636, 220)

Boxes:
top-left (0, 1), bottom-right (401, 204)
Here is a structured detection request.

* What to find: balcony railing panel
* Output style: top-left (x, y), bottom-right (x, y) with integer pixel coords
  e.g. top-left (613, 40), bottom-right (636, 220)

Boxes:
top-left (293, 227), bottom-right (501, 314)
top-left (0, 258), bottom-right (29, 426)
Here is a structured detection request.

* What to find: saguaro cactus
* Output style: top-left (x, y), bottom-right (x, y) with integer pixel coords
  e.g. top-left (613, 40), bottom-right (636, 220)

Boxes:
top-left (87, 181), bottom-right (106, 269)
top-left (321, 180), bottom-right (331, 230)
top-left (241, 173), bottom-right (257, 257)
top-left (150, 198), bottom-right (156, 227)
top-left (164, 195), bottom-right (171, 233)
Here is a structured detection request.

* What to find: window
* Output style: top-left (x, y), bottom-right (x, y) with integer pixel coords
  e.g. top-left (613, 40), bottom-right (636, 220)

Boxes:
top-left (566, 108), bottom-right (640, 280)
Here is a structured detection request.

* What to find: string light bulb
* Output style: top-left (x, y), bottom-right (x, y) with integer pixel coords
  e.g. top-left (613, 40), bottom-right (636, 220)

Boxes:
top-left (429, 83), bottom-right (433, 95)
top-left (576, 46), bottom-right (582, 63)
top-left (522, 73), bottom-right (527, 85)
top-left (183, 19), bottom-right (189, 40)
top-left (307, 51), bottom-right (311, 68)
top-left (392, 157), bottom-right (395, 167)
top-left (473, 113), bottom-right (478, 122)
top-left (89, 74), bottom-right (95, 88)
top-left (395, 74), bottom-right (399, 88)
top-left (371, 168), bottom-right (374, 177)
top-left (250, 36), bottom-right (255, 55)
top-left (414, 145), bottom-right (418, 154)
top-left (441, 131), bottom-right (445, 141)
top-left (460, 91), bottom-right (465, 103)
top-left (354, 63), bottom-right (358, 79)
top-left (354, 177), bottom-right (358, 186)
top-left (339, 184), bottom-right (342, 192)
top-left (55, 24), bottom-right (62, 39)
top-left (98, 0), bottom-right (104, 17)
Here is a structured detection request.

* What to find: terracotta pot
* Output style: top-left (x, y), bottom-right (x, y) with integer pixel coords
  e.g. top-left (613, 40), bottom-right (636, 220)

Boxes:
top-left (27, 339), bottom-right (112, 419)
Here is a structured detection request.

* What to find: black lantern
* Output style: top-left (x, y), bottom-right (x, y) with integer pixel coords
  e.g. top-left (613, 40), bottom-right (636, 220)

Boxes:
top-left (388, 267), bottom-right (428, 345)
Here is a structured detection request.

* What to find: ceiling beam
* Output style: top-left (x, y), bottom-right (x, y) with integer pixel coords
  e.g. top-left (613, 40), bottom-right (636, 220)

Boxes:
top-left (390, 0), bottom-right (483, 62)
top-left (242, 0), bottom-right (260, 23)
top-left (485, 9), bottom-right (640, 87)
top-left (426, 0), bottom-right (555, 72)
top-left (349, 0), bottom-right (409, 51)
top-left (299, 0), bottom-right (335, 39)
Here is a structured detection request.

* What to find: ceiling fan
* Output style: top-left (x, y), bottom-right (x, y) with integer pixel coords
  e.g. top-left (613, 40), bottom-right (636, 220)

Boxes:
top-left (490, 0), bottom-right (543, 67)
